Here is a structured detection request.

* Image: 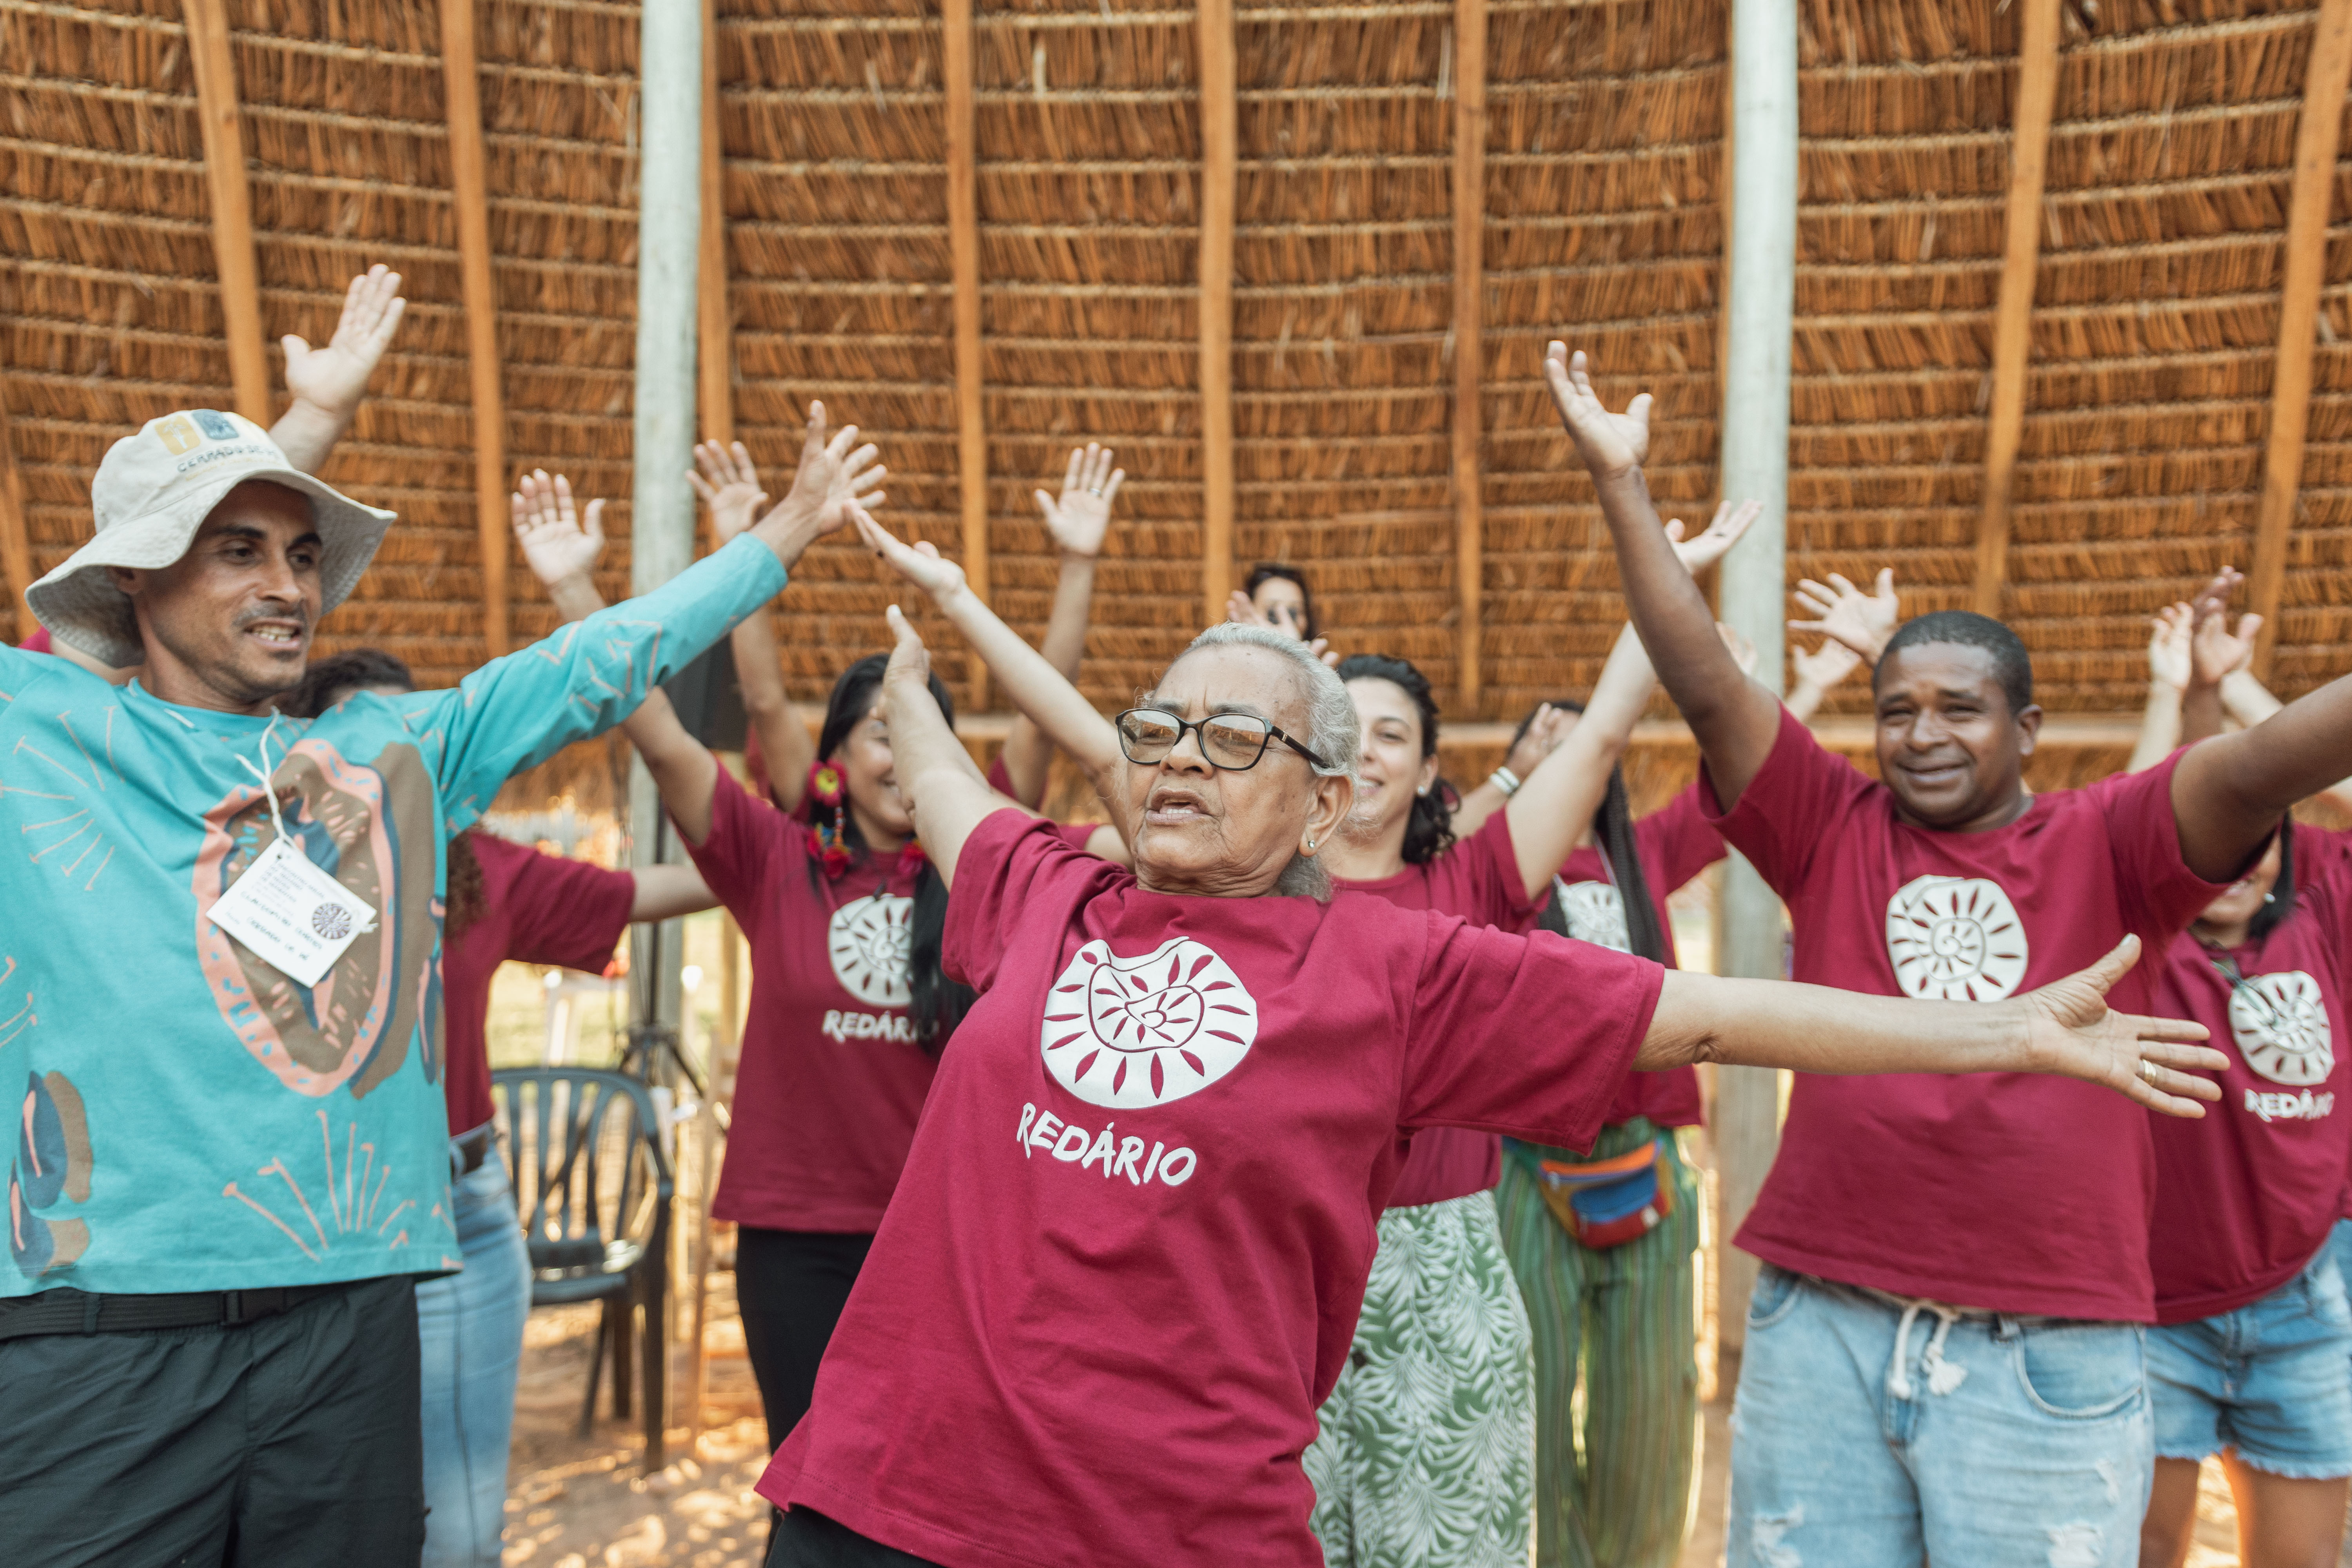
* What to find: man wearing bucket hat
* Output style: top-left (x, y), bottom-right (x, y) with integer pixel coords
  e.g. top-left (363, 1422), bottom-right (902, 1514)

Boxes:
top-left (0, 399), bottom-right (885, 1566)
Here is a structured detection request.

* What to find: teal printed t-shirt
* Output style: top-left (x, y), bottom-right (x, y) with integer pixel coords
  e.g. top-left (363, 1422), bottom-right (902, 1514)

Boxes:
top-left (0, 534), bottom-right (788, 1296)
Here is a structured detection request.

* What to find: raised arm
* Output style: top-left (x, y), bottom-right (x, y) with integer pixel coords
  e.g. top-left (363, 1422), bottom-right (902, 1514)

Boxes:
top-left (998, 444), bottom-right (1123, 806)
top-left (2126, 603), bottom-right (2194, 773)
top-left (690, 439), bottom-right (815, 811)
top-left (852, 508), bottom-right (1124, 799)
top-left (2179, 568), bottom-right (2249, 749)
top-left (270, 266), bottom-right (407, 474)
top-left (1545, 345), bottom-right (1784, 804)
top-left (877, 601), bottom-right (1012, 887)
top-left (1503, 620), bottom-right (1653, 899)
top-left (1639, 936), bottom-right (2226, 1118)
top-left (1785, 567), bottom-right (1897, 722)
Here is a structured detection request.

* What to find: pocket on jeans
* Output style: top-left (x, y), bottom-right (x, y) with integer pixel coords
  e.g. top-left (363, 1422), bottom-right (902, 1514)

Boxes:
top-left (2303, 1251), bottom-right (2352, 1331)
top-left (1746, 1265), bottom-right (1804, 1332)
top-left (2012, 1323), bottom-right (2145, 1419)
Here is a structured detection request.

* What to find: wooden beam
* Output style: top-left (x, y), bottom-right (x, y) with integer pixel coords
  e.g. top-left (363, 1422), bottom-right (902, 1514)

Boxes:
top-left (1198, 0), bottom-right (1237, 628)
top-left (0, 394), bottom-right (31, 642)
top-left (944, 0), bottom-right (988, 709)
top-left (439, 0), bottom-right (510, 659)
top-left (181, 0), bottom-right (269, 427)
top-left (1452, 0), bottom-right (1487, 711)
top-left (1971, 0), bottom-right (2064, 617)
top-left (2249, 0), bottom-right (2352, 675)
top-left (697, 0), bottom-right (733, 448)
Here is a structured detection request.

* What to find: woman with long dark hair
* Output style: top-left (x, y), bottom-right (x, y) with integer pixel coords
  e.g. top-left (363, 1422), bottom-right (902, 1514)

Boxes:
top-left (505, 447), bottom-right (963, 1459)
top-left (284, 646), bottom-right (716, 1568)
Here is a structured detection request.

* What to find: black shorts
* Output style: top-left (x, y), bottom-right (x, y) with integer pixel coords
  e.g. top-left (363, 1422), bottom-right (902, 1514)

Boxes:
top-left (0, 1274), bottom-right (426, 1568)
top-left (768, 1507), bottom-right (944, 1568)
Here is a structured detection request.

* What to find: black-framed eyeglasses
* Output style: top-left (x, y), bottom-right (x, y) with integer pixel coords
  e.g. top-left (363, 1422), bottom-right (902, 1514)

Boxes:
top-left (1114, 708), bottom-right (1329, 772)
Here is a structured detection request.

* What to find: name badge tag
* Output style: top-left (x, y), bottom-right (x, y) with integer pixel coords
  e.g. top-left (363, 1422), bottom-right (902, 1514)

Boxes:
top-left (207, 839), bottom-right (378, 987)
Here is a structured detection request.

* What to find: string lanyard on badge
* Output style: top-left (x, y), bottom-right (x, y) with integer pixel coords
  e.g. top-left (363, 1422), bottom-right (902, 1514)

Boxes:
top-left (2201, 944), bottom-right (2280, 1031)
top-left (233, 711), bottom-right (290, 846)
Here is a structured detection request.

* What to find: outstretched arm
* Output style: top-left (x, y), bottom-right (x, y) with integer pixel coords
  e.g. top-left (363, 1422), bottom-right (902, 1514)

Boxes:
top-left (2126, 603), bottom-right (2194, 774)
top-left (877, 603), bottom-right (1016, 887)
top-left (853, 509), bottom-right (1125, 804)
top-left (997, 445), bottom-right (1123, 807)
top-left (271, 266), bottom-right (407, 473)
top-left (1504, 621), bottom-right (1652, 899)
top-left (1546, 345), bottom-right (1784, 805)
top-left (1639, 937), bottom-right (2225, 1118)
top-left (690, 439), bottom-right (815, 811)
top-left (630, 863), bottom-right (719, 922)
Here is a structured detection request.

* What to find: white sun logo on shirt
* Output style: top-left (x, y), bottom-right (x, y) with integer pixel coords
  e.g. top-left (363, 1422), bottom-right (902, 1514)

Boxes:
top-left (1040, 936), bottom-right (1258, 1108)
top-left (2229, 969), bottom-right (2334, 1088)
top-left (1555, 878), bottom-right (1631, 953)
top-left (1884, 875), bottom-right (2029, 1002)
top-left (828, 893), bottom-right (913, 1009)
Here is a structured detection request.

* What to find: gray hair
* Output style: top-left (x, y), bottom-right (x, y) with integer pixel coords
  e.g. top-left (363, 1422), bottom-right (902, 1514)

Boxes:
top-left (1166, 621), bottom-right (1360, 900)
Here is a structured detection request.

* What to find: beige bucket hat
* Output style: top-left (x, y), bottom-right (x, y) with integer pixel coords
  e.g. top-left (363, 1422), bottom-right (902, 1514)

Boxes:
top-left (27, 409), bottom-right (396, 668)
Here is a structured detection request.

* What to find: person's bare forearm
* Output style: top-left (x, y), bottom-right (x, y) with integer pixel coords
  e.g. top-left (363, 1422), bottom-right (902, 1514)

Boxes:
top-left (267, 401), bottom-right (352, 475)
top-left (930, 581), bottom-right (1121, 780)
top-left (2127, 682), bottom-right (2184, 774)
top-left (2172, 672), bottom-right (2352, 878)
top-left (997, 554), bottom-right (1102, 806)
top-left (540, 566), bottom-right (722, 841)
top-left (1505, 623), bottom-right (1650, 898)
top-left (630, 863), bottom-right (718, 922)
top-left (2216, 670), bottom-right (2352, 812)
top-left (730, 607), bottom-right (813, 811)
top-left (1639, 969), bottom-right (2031, 1074)
top-left (881, 629), bottom-right (1019, 888)
top-left (1592, 470), bottom-right (1782, 802)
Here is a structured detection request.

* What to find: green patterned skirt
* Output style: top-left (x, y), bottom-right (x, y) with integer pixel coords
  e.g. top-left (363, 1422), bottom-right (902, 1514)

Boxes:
top-left (1305, 1190), bottom-right (1535, 1568)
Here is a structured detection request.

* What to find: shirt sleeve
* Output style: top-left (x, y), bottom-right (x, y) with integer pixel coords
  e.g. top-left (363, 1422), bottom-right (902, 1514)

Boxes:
top-left (1398, 914), bottom-right (1665, 1152)
top-left (1639, 784), bottom-right (1729, 894)
top-left (2089, 748), bottom-right (2240, 944)
top-left (1699, 705), bottom-right (1877, 898)
top-left (0, 642), bottom-right (60, 706)
top-left (682, 765), bottom-right (800, 942)
top-left (495, 840), bottom-right (639, 975)
top-left (405, 535), bottom-right (791, 829)
top-left (942, 809), bottom-right (1127, 992)
top-left (1441, 809), bottom-right (1549, 931)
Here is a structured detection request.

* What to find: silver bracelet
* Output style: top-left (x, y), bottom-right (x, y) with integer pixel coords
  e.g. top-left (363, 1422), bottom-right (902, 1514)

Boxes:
top-left (1488, 766), bottom-right (1522, 798)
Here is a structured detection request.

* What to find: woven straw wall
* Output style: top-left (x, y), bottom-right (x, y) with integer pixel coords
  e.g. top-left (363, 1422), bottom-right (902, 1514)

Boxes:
top-left (4, 0), bottom-right (2349, 726)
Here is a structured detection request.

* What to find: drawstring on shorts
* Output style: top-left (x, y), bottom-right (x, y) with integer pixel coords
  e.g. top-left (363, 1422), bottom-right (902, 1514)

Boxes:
top-left (1886, 1299), bottom-right (1969, 1400)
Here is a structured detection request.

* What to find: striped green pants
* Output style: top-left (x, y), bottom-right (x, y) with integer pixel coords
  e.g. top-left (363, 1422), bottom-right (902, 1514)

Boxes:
top-left (1495, 1121), bottom-right (1702, 1568)
top-left (1305, 1191), bottom-right (1535, 1568)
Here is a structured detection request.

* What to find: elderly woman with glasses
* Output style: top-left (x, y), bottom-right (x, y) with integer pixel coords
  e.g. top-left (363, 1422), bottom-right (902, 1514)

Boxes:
top-left (746, 514), bottom-right (2228, 1568)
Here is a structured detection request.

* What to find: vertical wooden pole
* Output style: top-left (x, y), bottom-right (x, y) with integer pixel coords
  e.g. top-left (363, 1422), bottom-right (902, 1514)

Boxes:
top-left (0, 395), bottom-right (31, 641)
top-left (1971, 0), bottom-right (2064, 618)
top-left (1452, 0), bottom-right (1487, 711)
top-left (181, 0), bottom-right (270, 427)
top-left (944, 0), bottom-right (989, 709)
top-left (1198, 0), bottom-right (1238, 627)
top-left (1714, 0), bottom-right (1798, 1352)
top-left (698, 0), bottom-right (734, 449)
top-left (2247, 0), bottom-right (2352, 675)
top-left (440, 0), bottom-right (510, 659)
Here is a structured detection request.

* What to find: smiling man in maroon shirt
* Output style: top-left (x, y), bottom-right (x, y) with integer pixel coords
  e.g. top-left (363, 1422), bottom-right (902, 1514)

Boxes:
top-left (1546, 343), bottom-right (2352, 1568)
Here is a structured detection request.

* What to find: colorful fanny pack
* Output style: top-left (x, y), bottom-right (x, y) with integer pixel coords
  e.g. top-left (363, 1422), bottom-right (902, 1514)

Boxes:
top-left (1529, 1138), bottom-right (1672, 1250)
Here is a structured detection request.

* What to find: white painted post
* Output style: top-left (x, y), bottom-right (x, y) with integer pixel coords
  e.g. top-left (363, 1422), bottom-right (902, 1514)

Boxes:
top-left (1713, 0), bottom-right (1798, 1352)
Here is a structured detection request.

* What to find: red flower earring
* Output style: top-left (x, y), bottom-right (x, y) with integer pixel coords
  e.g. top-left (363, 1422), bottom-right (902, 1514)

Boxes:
top-left (806, 760), bottom-right (852, 880)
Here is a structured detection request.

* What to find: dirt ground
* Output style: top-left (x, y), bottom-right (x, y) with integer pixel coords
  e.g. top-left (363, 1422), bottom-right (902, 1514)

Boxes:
top-left (497, 1279), bottom-right (2262, 1568)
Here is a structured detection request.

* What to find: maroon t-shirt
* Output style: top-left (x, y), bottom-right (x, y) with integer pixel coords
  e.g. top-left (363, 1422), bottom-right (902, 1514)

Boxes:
top-left (755, 811), bottom-right (1662, 1567)
top-left (1704, 708), bottom-right (2230, 1321)
top-left (1553, 784), bottom-right (1726, 1129)
top-left (440, 831), bottom-right (636, 1137)
top-left (688, 768), bottom-right (940, 1233)
top-left (1334, 811), bottom-right (1547, 1207)
top-left (2146, 826), bottom-right (2352, 1323)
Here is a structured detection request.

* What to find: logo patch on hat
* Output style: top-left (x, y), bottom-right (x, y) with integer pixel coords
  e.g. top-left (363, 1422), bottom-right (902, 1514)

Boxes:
top-left (192, 410), bottom-right (239, 441)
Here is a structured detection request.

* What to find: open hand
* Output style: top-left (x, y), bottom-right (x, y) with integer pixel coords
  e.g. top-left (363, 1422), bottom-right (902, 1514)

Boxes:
top-left (766, 401), bottom-right (888, 544)
top-left (282, 265), bottom-right (406, 421)
top-left (1504, 705), bottom-right (1574, 779)
top-left (855, 506), bottom-right (967, 601)
top-left (1225, 586), bottom-right (1338, 664)
top-left (1036, 443), bottom-right (1123, 559)
top-left (1791, 636), bottom-right (1862, 693)
top-left (1789, 568), bottom-right (1900, 666)
top-left (2018, 936), bottom-right (2226, 1117)
top-left (1543, 344), bottom-right (1651, 479)
top-left (2187, 566), bottom-right (2259, 688)
top-left (688, 440), bottom-right (769, 542)
top-left (510, 470), bottom-right (605, 588)
top-left (1665, 500), bottom-right (1760, 575)
top-left (2146, 602), bottom-right (2194, 692)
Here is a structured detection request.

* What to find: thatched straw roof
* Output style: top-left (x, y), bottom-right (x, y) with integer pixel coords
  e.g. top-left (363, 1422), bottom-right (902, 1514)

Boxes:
top-left (5, 0), bottom-right (2348, 731)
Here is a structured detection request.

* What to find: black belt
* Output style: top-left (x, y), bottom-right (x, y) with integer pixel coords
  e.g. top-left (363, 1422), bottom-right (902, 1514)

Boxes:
top-left (0, 1280), bottom-right (354, 1341)
top-left (453, 1123), bottom-right (495, 1176)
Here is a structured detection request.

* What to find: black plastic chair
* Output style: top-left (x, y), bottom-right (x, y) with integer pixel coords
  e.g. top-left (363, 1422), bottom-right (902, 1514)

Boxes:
top-left (492, 1068), bottom-right (673, 1466)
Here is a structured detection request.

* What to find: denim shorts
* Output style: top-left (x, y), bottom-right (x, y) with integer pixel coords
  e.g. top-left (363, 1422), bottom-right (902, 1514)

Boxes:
top-left (2148, 1244), bottom-right (2352, 1478)
top-left (1728, 1266), bottom-right (2150, 1568)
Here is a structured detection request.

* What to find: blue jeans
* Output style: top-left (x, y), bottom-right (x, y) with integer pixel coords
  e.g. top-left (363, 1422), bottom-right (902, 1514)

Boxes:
top-left (416, 1154), bottom-right (532, 1568)
top-left (1727, 1266), bottom-right (2151, 1568)
top-left (2151, 1246), bottom-right (2352, 1478)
